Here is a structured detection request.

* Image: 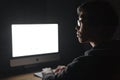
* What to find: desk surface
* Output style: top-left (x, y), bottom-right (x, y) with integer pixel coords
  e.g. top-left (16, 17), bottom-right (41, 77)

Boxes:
top-left (1, 72), bottom-right (42, 80)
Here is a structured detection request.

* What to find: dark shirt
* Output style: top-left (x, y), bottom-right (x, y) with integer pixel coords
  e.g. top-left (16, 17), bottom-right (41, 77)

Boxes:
top-left (42, 40), bottom-right (120, 80)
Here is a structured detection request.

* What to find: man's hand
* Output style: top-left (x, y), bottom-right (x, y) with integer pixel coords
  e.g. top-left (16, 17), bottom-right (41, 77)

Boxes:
top-left (41, 65), bottom-right (66, 75)
top-left (53, 65), bottom-right (66, 74)
top-left (42, 67), bottom-right (53, 74)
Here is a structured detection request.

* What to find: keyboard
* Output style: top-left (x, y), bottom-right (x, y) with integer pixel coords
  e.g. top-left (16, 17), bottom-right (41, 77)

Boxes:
top-left (34, 71), bottom-right (43, 78)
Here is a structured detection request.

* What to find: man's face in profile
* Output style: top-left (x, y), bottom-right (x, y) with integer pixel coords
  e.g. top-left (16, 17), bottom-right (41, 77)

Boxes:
top-left (76, 11), bottom-right (91, 43)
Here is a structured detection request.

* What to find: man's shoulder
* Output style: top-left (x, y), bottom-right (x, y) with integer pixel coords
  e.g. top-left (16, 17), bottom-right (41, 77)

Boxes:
top-left (69, 55), bottom-right (97, 67)
top-left (71, 54), bottom-right (116, 66)
top-left (73, 55), bottom-right (93, 62)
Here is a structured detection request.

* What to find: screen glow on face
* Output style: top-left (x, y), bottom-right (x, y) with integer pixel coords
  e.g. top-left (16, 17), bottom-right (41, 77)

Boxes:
top-left (11, 24), bottom-right (58, 57)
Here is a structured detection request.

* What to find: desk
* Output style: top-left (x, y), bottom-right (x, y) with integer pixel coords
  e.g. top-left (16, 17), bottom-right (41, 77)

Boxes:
top-left (1, 72), bottom-right (42, 80)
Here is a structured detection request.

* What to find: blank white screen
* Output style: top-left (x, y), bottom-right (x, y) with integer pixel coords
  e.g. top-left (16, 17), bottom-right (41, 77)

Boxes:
top-left (11, 24), bottom-right (58, 57)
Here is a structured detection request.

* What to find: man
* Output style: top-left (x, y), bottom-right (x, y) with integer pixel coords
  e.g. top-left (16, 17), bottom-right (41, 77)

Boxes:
top-left (42, 0), bottom-right (120, 80)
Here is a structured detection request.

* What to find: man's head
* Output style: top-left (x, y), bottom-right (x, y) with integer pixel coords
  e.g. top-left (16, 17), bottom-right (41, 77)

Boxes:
top-left (76, 0), bottom-right (119, 44)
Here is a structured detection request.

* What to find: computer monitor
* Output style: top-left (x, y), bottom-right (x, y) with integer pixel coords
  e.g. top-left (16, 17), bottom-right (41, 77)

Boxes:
top-left (10, 24), bottom-right (59, 67)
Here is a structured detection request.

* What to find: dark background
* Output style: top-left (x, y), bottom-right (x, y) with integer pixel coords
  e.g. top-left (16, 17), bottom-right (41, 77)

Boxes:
top-left (0, 0), bottom-right (119, 77)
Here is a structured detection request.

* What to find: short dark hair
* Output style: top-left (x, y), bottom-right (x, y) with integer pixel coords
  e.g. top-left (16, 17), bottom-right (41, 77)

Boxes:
top-left (77, 0), bottom-right (119, 39)
top-left (77, 0), bottom-right (119, 26)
